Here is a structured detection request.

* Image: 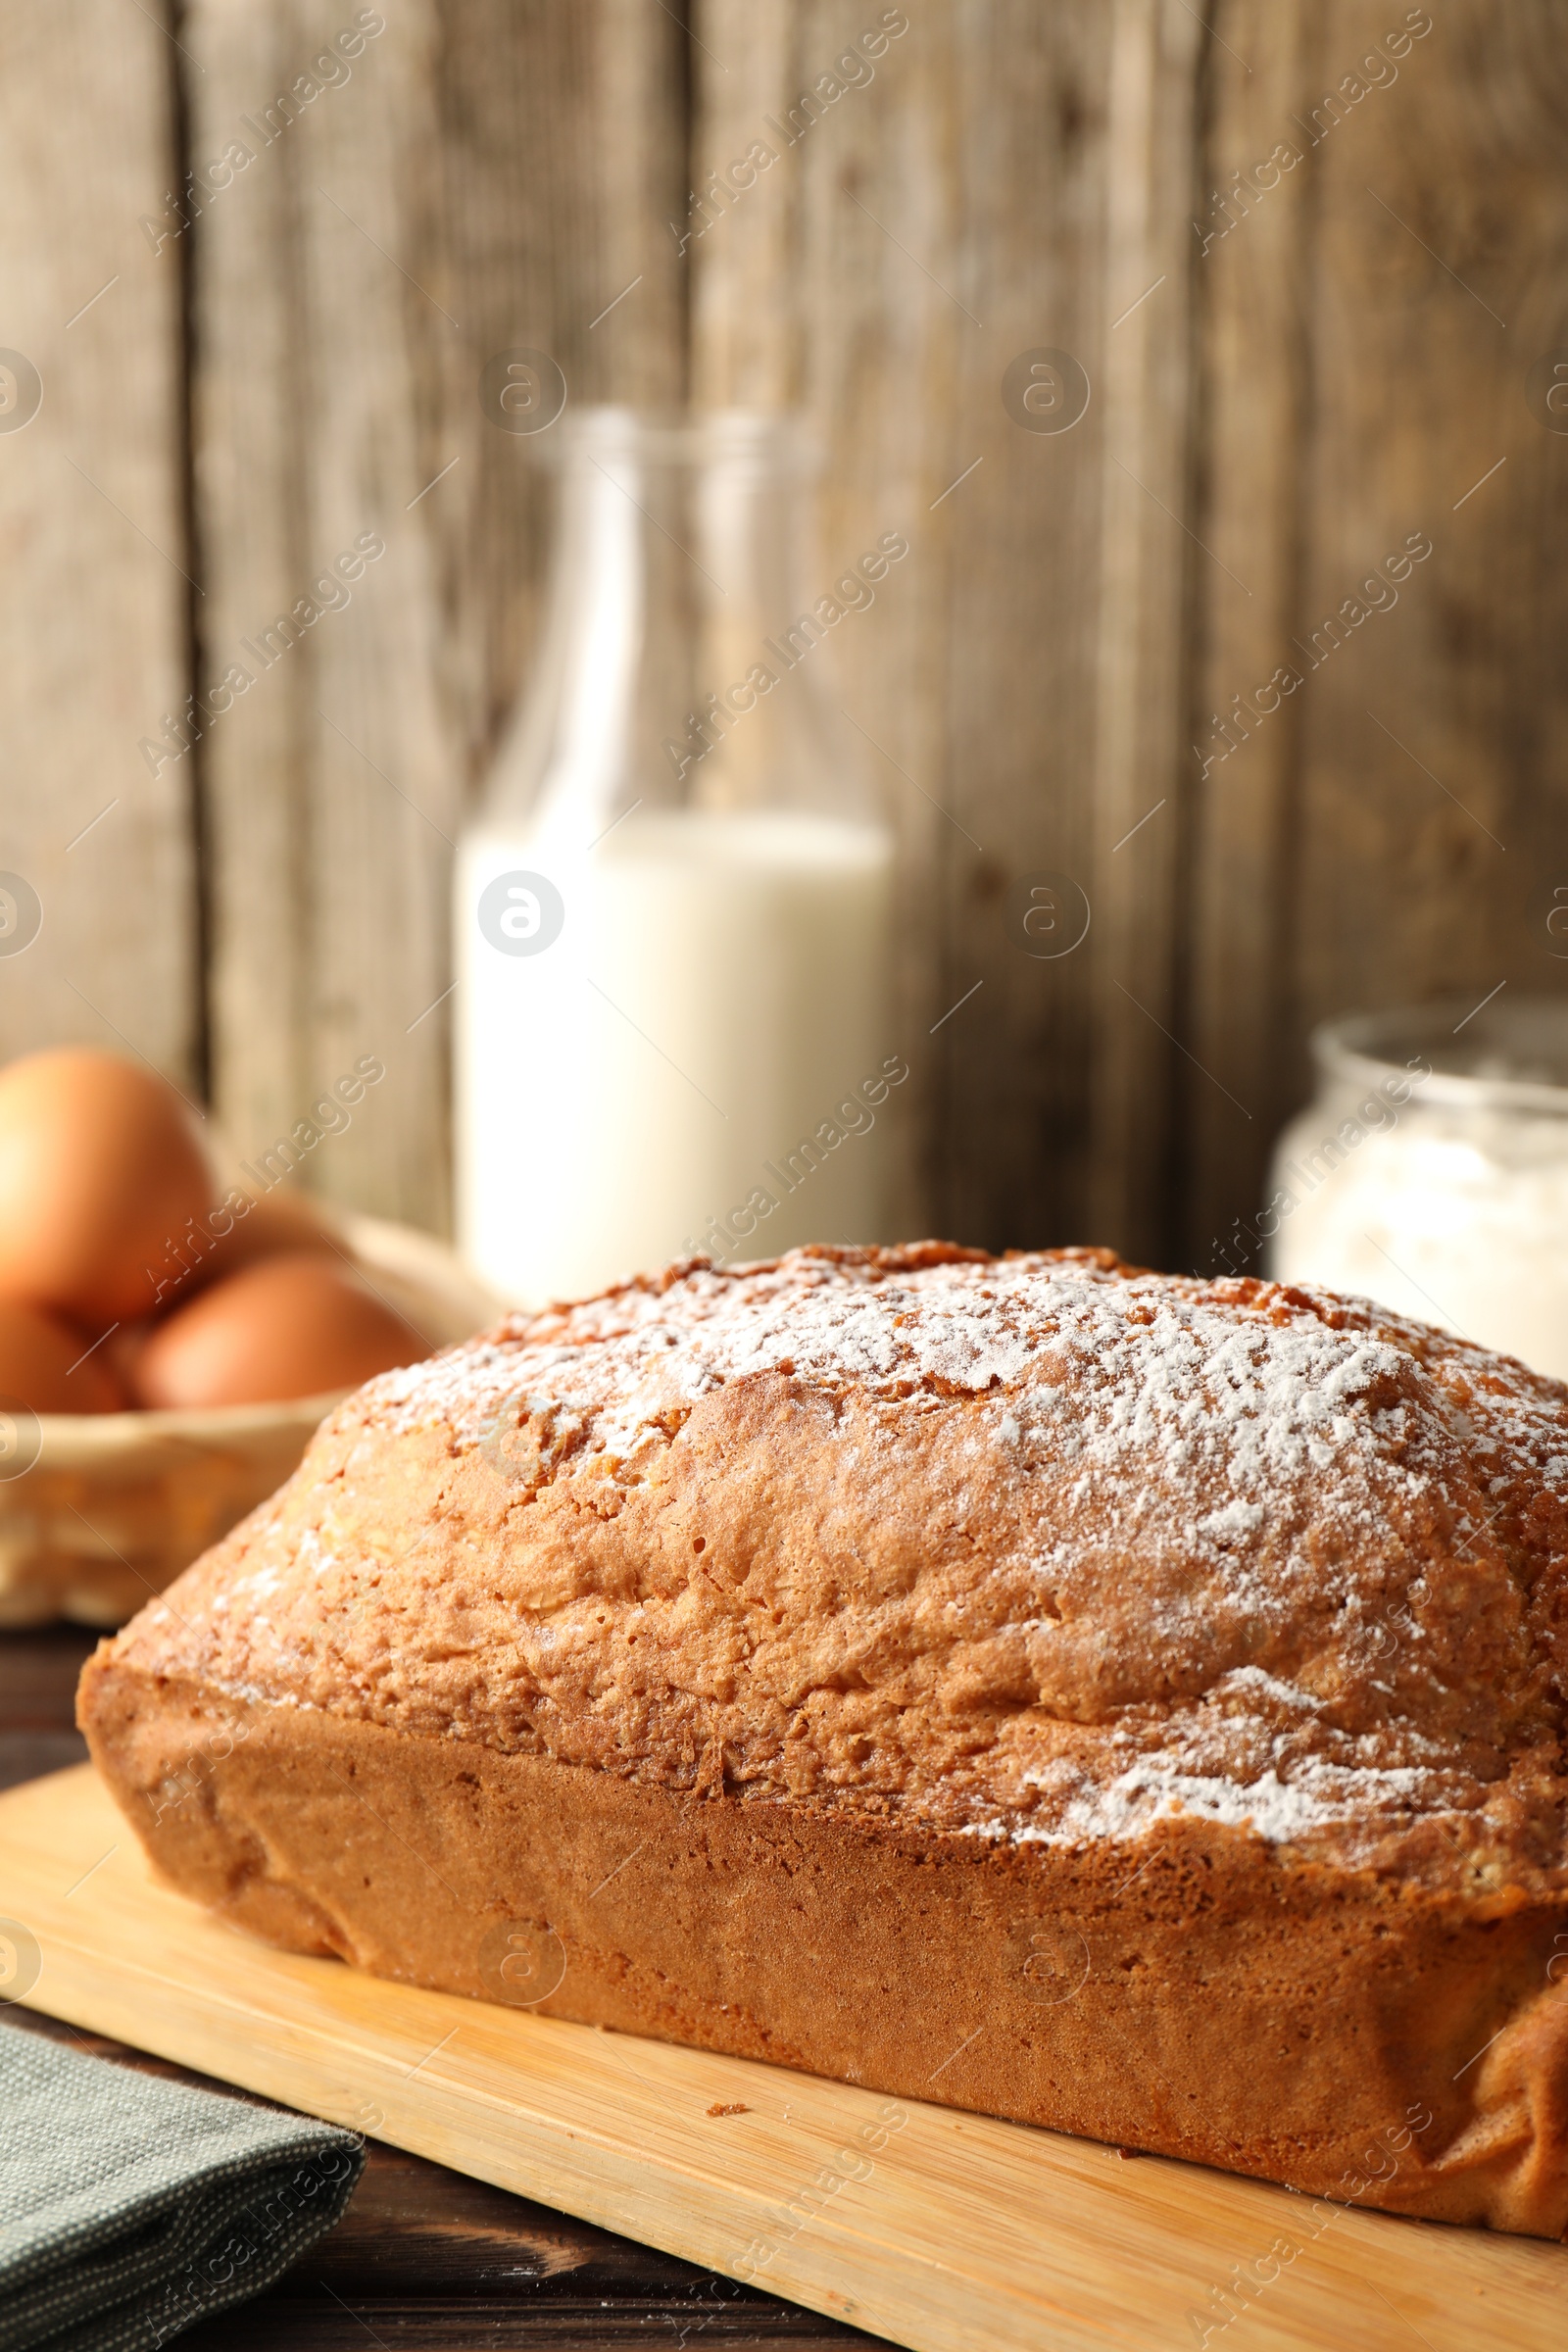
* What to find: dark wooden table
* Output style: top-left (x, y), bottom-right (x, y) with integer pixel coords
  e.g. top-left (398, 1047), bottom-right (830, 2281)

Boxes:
top-left (0, 1628), bottom-right (876, 2351)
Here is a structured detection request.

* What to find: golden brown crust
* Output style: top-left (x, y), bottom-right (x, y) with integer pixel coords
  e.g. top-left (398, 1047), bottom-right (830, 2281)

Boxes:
top-left (78, 1244), bottom-right (1568, 2231)
top-left (80, 1663), bottom-right (1568, 2234)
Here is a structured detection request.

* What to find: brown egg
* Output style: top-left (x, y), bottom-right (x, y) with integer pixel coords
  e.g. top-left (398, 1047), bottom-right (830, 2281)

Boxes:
top-left (0, 1050), bottom-right (212, 1325)
top-left (128, 1251), bottom-right (429, 1409)
top-left (0, 1298), bottom-right (125, 1415)
top-left (149, 1183), bottom-right (338, 1312)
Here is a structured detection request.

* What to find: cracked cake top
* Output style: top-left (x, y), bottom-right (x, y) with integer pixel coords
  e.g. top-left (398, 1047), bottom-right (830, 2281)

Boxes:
top-left (111, 1243), bottom-right (1568, 1885)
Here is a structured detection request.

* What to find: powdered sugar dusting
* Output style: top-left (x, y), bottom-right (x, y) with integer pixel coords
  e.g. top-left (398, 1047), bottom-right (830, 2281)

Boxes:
top-left (148, 1245), bottom-right (1568, 1861)
top-left (375, 1248), bottom-right (1412, 1482)
top-left (371, 1250), bottom-right (1432, 1624)
top-left (1004, 1757), bottom-right (1440, 1845)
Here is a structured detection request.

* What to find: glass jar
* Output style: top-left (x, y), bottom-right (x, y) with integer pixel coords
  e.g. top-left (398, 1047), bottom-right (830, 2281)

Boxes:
top-left (1265, 997), bottom-right (1568, 1377)
top-left (456, 409), bottom-right (897, 1305)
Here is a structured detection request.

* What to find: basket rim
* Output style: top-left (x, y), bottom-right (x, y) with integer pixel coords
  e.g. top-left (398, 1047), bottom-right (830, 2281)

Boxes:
top-left (24, 1385), bottom-right (350, 1449)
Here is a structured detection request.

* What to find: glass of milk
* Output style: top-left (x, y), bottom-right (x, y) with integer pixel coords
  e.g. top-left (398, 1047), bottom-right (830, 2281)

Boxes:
top-left (1265, 998), bottom-right (1568, 1377)
top-left (457, 409), bottom-right (897, 1305)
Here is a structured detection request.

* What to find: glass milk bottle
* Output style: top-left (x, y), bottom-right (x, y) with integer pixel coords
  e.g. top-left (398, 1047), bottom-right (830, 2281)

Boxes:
top-left (456, 410), bottom-right (896, 1305)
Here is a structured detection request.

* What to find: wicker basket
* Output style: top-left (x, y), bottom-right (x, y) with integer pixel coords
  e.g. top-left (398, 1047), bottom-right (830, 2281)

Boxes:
top-left (0, 1216), bottom-right (504, 1630)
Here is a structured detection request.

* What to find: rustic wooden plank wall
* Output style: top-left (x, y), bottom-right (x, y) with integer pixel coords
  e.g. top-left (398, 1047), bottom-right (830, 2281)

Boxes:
top-left (6, 0), bottom-right (1566, 1270)
top-left (186, 0), bottom-right (457, 1227)
top-left (0, 2), bottom-right (195, 1088)
top-left (1183, 0), bottom-right (1568, 1271)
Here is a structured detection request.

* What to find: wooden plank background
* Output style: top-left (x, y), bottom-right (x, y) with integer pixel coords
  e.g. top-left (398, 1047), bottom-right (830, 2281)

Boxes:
top-left (1, 0), bottom-right (1564, 1271)
top-left (0, 2), bottom-right (194, 1087)
top-left (1182, 0), bottom-right (1568, 1272)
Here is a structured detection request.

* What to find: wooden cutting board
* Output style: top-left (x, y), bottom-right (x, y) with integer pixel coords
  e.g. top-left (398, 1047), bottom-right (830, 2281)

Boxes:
top-left (1, 1766), bottom-right (1561, 2352)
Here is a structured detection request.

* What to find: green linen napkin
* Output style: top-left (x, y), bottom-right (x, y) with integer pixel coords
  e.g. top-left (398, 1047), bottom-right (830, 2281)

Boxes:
top-left (0, 2028), bottom-right (364, 2352)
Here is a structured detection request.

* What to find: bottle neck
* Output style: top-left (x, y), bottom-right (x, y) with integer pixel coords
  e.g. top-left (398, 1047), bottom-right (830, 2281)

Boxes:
top-left (480, 413), bottom-right (869, 841)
